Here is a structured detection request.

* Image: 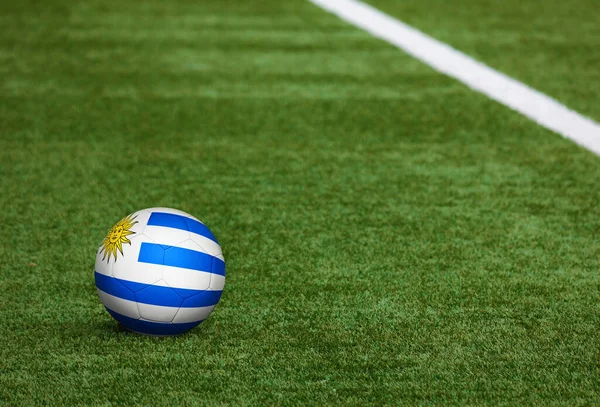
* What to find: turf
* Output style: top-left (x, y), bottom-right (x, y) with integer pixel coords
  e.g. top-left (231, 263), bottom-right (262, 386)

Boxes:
top-left (366, 0), bottom-right (600, 122)
top-left (1, 0), bottom-right (600, 405)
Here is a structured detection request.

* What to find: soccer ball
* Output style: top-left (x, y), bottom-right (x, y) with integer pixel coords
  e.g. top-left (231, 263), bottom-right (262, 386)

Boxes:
top-left (94, 207), bottom-right (225, 336)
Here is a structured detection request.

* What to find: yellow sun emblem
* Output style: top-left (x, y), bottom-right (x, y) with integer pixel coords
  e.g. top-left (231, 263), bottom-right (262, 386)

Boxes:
top-left (100, 214), bottom-right (138, 263)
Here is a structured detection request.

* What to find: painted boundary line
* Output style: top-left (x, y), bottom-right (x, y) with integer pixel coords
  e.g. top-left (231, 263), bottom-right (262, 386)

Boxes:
top-left (309, 0), bottom-right (600, 156)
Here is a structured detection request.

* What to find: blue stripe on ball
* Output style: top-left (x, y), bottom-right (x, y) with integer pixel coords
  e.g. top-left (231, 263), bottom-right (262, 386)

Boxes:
top-left (95, 271), bottom-right (223, 308)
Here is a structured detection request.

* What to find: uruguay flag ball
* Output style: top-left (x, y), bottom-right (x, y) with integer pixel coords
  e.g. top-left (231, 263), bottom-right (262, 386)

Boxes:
top-left (94, 207), bottom-right (225, 336)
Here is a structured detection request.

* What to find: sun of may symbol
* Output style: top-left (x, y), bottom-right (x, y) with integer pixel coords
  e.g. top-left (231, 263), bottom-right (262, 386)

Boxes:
top-left (100, 214), bottom-right (138, 263)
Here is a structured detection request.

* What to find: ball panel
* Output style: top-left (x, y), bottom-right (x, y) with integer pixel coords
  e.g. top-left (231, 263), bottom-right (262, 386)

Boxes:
top-left (135, 283), bottom-right (184, 307)
top-left (114, 265), bottom-right (163, 289)
top-left (143, 208), bottom-right (218, 246)
top-left (188, 233), bottom-right (223, 259)
top-left (116, 279), bottom-right (151, 294)
top-left (172, 305), bottom-right (216, 324)
top-left (137, 305), bottom-right (181, 323)
top-left (112, 237), bottom-right (163, 285)
top-left (160, 264), bottom-right (211, 291)
top-left (142, 224), bottom-right (190, 247)
top-left (168, 238), bottom-right (205, 252)
top-left (95, 272), bottom-right (136, 302)
top-left (180, 290), bottom-right (223, 307)
top-left (162, 244), bottom-right (215, 274)
top-left (99, 290), bottom-right (141, 320)
top-left (136, 283), bottom-right (183, 322)
top-left (183, 217), bottom-right (219, 244)
top-left (211, 256), bottom-right (226, 277)
top-left (147, 211), bottom-right (190, 231)
top-left (209, 274), bottom-right (226, 291)
top-left (170, 286), bottom-right (212, 300)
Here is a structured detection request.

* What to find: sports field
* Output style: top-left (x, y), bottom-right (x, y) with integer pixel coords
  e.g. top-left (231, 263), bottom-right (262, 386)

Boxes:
top-left (1, 0), bottom-right (599, 405)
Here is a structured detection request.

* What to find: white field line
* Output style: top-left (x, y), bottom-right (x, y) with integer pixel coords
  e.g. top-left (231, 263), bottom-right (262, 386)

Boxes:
top-left (309, 0), bottom-right (600, 156)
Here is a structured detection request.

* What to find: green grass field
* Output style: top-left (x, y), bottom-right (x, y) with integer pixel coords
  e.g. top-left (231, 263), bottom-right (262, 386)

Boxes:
top-left (1, 0), bottom-right (599, 405)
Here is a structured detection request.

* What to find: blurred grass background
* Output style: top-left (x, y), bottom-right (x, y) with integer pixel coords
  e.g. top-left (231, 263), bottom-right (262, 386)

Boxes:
top-left (1, 0), bottom-right (599, 405)
top-left (368, 0), bottom-right (600, 121)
